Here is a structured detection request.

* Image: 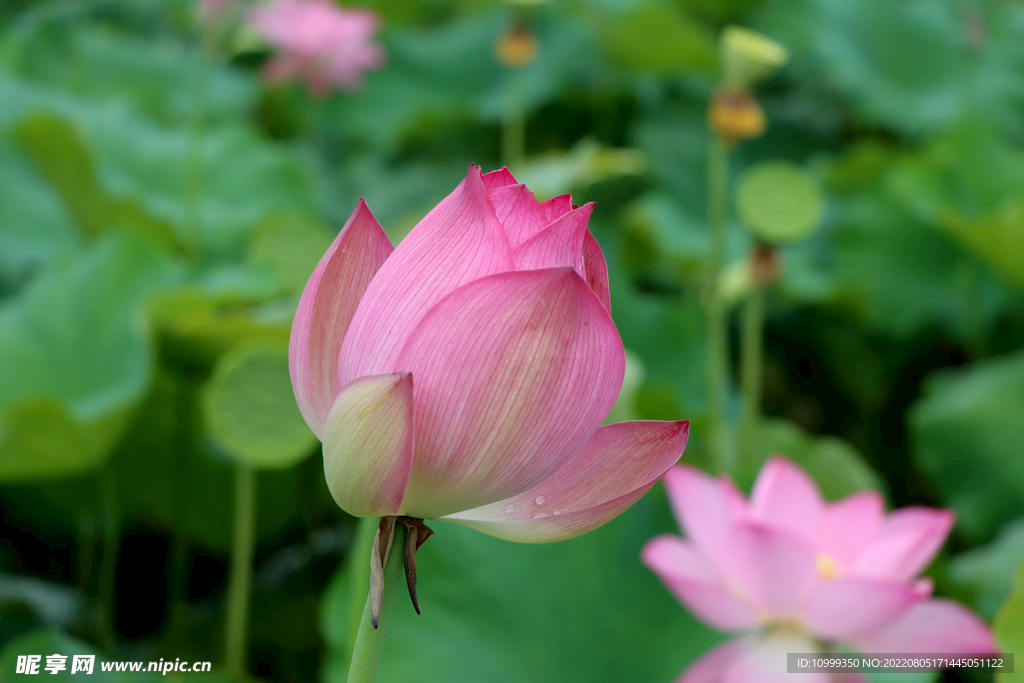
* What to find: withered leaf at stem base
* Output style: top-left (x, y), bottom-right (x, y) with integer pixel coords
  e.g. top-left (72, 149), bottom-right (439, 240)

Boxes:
top-left (397, 517), bottom-right (434, 615)
top-left (369, 516), bottom-right (396, 629)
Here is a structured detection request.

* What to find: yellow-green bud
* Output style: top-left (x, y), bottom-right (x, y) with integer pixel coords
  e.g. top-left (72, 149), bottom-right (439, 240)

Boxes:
top-left (720, 26), bottom-right (788, 89)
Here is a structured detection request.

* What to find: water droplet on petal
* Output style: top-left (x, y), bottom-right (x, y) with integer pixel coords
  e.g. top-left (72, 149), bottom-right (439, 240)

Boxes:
top-left (534, 495), bottom-right (546, 505)
top-left (552, 508), bottom-right (561, 516)
top-left (532, 512), bottom-right (548, 519)
top-left (503, 503), bottom-right (515, 514)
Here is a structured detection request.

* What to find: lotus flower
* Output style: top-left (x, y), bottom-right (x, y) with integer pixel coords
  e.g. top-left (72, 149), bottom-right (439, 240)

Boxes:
top-left (642, 456), bottom-right (997, 683)
top-left (248, 0), bottom-right (385, 96)
top-left (289, 165), bottom-right (688, 544)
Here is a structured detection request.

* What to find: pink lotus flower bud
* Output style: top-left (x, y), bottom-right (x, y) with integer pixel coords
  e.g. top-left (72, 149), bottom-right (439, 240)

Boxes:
top-left (289, 166), bottom-right (688, 542)
top-left (248, 0), bottom-right (385, 97)
top-left (642, 456), bottom-right (997, 683)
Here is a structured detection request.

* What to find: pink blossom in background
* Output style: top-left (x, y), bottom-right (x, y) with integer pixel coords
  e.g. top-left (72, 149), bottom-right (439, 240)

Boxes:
top-left (288, 165), bottom-right (688, 541)
top-left (642, 456), bottom-right (997, 683)
top-left (248, 0), bottom-right (385, 96)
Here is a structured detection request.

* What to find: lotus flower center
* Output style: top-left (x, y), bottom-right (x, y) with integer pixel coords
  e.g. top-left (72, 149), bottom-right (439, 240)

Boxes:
top-left (816, 553), bottom-right (838, 581)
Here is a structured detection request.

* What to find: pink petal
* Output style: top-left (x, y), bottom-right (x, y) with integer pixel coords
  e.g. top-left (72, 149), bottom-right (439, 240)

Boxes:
top-left (748, 455), bottom-right (825, 542)
top-left (486, 182), bottom-right (550, 248)
top-left (394, 267), bottom-right (624, 519)
top-left (481, 167), bottom-right (518, 189)
top-left (321, 373), bottom-right (414, 517)
top-left (803, 577), bottom-right (925, 641)
top-left (539, 194), bottom-right (574, 223)
top-left (816, 491), bottom-right (885, 567)
top-left (582, 228), bottom-right (612, 313)
top-left (289, 199), bottom-right (393, 439)
top-left (674, 638), bottom-right (747, 683)
top-left (512, 203), bottom-right (593, 272)
top-left (338, 165), bottom-right (513, 385)
top-left (722, 521), bottom-right (818, 617)
top-left (642, 535), bottom-right (760, 631)
top-left (851, 507), bottom-right (954, 581)
top-left (851, 598), bottom-right (997, 654)
top-left (662, 466), bottom-right (744, 560)
top-left (442, 420), bottom-right (688, 543)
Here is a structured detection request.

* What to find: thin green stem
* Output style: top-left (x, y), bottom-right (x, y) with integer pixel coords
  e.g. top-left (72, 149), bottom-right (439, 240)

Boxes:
top-left (347, 522), bottom-right (406, 683)
top-left (97, 465), bottom-right (120, 651)
top-left (347, 517), bottom-right (378, 654)
top-left (706, 133), bottom-right (732, 472)
top-left (225, 463), bottom-right (257, 678)
top-left (740, 286), bottom-right (765, 471)
top-left (502, 71), bottom-right (526, 172)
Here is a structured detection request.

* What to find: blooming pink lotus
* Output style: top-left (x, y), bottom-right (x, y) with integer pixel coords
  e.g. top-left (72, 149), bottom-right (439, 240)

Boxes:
top-left (248, 0), bottom-right (385, 96)
top-left (289, 165), bottom-right (688, 544)
top-left (642, 456), bottom-right (997, 683)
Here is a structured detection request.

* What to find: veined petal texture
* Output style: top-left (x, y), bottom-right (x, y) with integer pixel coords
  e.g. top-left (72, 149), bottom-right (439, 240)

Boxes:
top-left (289, 199), bottom-right (392, 439)
top-left (338, 165), bottom-right (513, 385)
top-left (445, 420), bottom-right (688, 542)
top-left (322, 373), bottom-right (414, 517)
top-left (395, 267), bottom-right (624, 519)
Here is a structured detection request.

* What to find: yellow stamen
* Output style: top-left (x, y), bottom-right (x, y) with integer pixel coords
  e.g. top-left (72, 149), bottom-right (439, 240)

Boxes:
top-left (816, 553), bottom-right (838, 581)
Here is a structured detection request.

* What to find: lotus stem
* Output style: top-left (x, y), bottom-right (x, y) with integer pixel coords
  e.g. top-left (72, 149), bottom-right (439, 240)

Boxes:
top-left (740, 286), bottom-right (765, 470)
top-left (97, 465), bottom-right (120, 650)
top-left (346, 516), bottom-right (378, 664)
top-left (706, 133), bottom-right (732, 472)
top-left (502, 71), bottom-right (526, 172)
top-left (347, 521), bottom-right (406, 683)
top-left (225, 463), bottom-right (257, 678)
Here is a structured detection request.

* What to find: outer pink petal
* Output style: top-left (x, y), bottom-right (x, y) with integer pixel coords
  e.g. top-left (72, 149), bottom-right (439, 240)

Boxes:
top-left (748, 455), bottom-right (825, 542)
top-left (851, 507), bottom-right (954, 581)
top-left (642, 535), bottom-right (760, 631)
top-left (442, 420), bottom-right (688, 543)
top-left (816, 491), bottom-right (885, 567)
top-left (289, 199), bottom-right (393, 439)
top-left (512, 203), bottom-right (593, 272)
top-left (802, 577), bottom-right (925, 641)
top-left (675, 638), bottom-right (748, 683)
top-left (321, 373), bottom-right (414, 517)
top-left (487, 182), bottom-right (550, 248)
top-left (481, 167), bottom-right (518, 190)
top-left (338, 165), bottom-right (513, 385)
top-left (663, 466), bottom-right (744, 560)
top-left (582, 228), bottom-right (612, 313)
top-left (722, 521), bottom-right (818, 617)
top-left (394, 267), bottom-right (624, 519)
top-left (850, 598), bottom-right (997, 654)
top-left (539, 194), bottom-right (574, 223)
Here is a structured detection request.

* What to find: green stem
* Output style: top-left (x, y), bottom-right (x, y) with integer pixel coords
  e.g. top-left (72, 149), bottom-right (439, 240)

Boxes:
top-left (97, 465), bottom-right (120, 651)
top-left (740, 286), bottom-right (765, 471)
top-left (502, 71), bottom-right (526, 171)
top-left (706, 133), bottom-right (732, 472)
top-left (347, 517), bottom-right (378, 654)
top-left (184, 33), bottom-right (211, 259)
top-left (225, 464), bottom-right (257, 678)
top-left (347, 522), bottom-right (406, 683)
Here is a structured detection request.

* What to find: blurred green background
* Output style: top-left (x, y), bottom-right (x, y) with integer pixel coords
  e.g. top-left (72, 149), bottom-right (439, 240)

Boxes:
top-left (1, 0), bottom-right (1024, 681)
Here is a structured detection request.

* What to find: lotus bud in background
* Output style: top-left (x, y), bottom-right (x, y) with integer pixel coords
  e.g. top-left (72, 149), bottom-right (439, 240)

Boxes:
top-left (642, 456), bottom-right (997, 682)
top-left (496, 22), bottom-right (540, 69)
top-left (720, 26), bottom-right (788, 90)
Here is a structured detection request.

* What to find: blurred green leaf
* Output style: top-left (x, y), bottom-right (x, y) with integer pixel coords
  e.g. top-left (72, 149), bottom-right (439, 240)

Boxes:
top-left (947, 518), bottom-right (1024, 621)
top-left (13, 111), bottom-right (178, 250)
top-left (994, 558), bottom-right (1024, 683)
top-left (736, 160), bottom-right (824, 244)
top-left (912, 349), bottom-right (1024, 541)
top-left (246, 214), bottom-right (332, 294)
top-left (324, 494), bottom-right (722, 683)
top-left (515, 138), bottom-right (646, 200)
top-left (201, 340), bottom-right (316, 469)
top-left (595, 1), bottom-right (717, 73)
top-left (0, 235), bottom-right (178, 481)
top-left (739, 418), bottom-right (883, 499)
